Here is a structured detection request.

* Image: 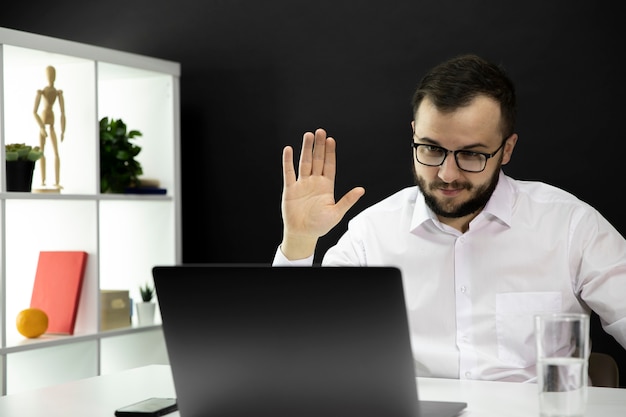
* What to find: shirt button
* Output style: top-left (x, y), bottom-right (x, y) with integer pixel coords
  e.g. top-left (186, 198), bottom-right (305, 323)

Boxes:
top-left (460, 285), bottom-right (467, 293)
top-left (465, 371), bottom-right (472, 378)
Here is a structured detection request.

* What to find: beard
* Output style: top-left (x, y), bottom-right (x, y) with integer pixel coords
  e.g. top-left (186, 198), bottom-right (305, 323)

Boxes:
top-left (413, 164), bottom-right (501, 219)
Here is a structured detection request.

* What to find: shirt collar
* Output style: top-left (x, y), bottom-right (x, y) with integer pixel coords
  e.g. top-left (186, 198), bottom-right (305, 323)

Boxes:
top-left (481, 171), bottom-right (513, 226)
top-left (410, 171), bottom-right (513, 232)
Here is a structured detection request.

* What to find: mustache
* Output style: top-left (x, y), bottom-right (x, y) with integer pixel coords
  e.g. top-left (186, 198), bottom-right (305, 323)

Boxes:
top-left (429, 180), bottom-right (471, 191)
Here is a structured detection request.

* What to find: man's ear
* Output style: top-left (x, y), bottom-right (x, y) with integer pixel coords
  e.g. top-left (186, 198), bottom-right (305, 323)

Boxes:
top-left (501, 133), bottom-right (518, 165)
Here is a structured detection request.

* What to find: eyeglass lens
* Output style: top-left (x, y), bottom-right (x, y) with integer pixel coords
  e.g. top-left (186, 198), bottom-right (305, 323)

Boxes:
top-left (415, 146), bottom-right (486, 172)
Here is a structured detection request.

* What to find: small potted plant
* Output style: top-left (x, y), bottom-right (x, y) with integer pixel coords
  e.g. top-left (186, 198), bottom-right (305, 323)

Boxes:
top-left (139, 282), bottom-right (155, 302)
top-left (99, 117), bottom-right (143, 193)
top-left (5, 143), bottom-right (43, 192)
top-left (136, 282), bottom-right (156, 325)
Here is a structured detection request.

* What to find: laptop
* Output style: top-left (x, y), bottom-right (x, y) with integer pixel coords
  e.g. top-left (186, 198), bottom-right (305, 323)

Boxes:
top-left (153, 265), bottom-right (467, 417)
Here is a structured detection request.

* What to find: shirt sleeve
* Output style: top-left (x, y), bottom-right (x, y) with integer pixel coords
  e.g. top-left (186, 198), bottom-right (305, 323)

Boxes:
top-left (574, 208), bottom-right (626, 349)
top-left (272, 246), bottom-right (314, 266)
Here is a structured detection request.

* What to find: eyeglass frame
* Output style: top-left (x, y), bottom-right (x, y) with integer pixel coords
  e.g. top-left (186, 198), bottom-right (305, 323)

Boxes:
top-left (411, 135), bottom-right (509, 173)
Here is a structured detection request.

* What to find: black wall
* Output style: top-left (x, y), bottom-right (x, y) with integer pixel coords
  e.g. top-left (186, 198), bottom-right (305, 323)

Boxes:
top-left (2, 0), bottom-right (624, 383)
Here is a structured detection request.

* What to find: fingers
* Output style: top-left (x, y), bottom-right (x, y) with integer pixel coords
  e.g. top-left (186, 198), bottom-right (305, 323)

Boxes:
top-left (297, 131), bottom-right (315, 178)
top-left (311, 129), bottom-right (328, 176)
top-left (322, 137), bottom-right (337, 180)
top-left (296, 128), bottom-right (336, 178)
top-left (282, 145), bottom-right (296, 187)
top-left (283, 127), bottom-right (332, 187)
top-left (284, 130), bottom-right (320, 189)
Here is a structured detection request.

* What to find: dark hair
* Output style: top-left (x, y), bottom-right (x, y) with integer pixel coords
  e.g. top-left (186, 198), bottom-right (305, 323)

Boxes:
top-left (411, 54), bottom-right (516, 138)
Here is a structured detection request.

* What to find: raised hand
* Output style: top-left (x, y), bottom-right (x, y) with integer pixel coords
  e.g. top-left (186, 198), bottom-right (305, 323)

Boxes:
top-left (279, 128), bottom-right (365, 260)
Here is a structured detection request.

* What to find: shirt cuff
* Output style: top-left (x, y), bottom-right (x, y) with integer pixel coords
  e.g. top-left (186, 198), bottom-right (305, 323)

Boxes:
top-left (272, 246), bottom-right (314, 266)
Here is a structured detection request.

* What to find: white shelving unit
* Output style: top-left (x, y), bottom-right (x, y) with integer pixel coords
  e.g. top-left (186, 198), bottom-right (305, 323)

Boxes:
top-left (0, 27), bottom-right (181, 395)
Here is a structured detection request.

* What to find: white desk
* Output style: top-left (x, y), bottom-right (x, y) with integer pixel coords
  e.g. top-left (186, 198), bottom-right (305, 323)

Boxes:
top-left (0, 364), bottom-right (624, 416)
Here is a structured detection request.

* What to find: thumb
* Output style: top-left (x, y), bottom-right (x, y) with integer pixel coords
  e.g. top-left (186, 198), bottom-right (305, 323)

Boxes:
top-left (335, 186), bottom-right (366, 217)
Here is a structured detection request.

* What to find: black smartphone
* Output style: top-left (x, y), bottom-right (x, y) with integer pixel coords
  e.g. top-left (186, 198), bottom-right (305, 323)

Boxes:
top-left (114, 397), bottom-right (178, 416)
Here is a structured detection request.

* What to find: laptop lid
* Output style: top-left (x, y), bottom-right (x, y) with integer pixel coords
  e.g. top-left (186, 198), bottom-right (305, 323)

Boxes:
top-left (153, 265), bottom-right (466, 417)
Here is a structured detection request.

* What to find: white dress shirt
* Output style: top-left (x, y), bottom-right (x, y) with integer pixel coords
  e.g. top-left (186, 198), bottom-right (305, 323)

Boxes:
top-left (273, 171), bottom-right (626, 382)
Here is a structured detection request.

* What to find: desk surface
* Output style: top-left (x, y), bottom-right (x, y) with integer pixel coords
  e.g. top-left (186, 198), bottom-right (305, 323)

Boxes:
top-left (0, 364), bottom-right (624, 417)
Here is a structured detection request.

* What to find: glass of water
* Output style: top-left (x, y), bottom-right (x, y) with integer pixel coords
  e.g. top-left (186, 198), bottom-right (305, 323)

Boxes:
top-left (534, 313), bottom-right (590, 417)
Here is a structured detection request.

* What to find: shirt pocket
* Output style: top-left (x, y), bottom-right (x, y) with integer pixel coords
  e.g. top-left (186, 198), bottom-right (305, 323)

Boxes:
top-left (495, 292), bottom-right (562, 367)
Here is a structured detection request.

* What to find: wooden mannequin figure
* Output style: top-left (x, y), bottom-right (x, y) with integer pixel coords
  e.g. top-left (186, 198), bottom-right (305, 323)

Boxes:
top-left (33, 65), bottom-right (66, 191)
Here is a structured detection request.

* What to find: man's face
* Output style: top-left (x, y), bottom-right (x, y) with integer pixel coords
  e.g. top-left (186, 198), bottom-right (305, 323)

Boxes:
top-left (412, 96), bottom-right (516, 228)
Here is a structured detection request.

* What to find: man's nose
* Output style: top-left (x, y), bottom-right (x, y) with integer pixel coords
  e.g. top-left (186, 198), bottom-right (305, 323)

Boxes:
top-left (438, 153), bottom-right (462, 183)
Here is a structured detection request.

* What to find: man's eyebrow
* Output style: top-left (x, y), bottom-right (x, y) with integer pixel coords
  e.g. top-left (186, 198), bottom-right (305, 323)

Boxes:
top-left (415, 136), bottom-right (441, 145)
top-left (415, 136), bottom-right (490, 150)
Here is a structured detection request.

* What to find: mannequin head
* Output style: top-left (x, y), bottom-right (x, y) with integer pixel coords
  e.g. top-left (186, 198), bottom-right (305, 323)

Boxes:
top-left (46, 66), bottom-right (56, 84)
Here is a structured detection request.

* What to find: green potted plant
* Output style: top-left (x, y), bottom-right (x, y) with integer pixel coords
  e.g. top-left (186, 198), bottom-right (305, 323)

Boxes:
top-left (139, 282), bottom-right (155, 302)
top-left (99, 117), bottom-right (143, 193)
top-left (136, 282), bottom-right (156, 325)
top-left (5, 143), bottom-right (43, 192)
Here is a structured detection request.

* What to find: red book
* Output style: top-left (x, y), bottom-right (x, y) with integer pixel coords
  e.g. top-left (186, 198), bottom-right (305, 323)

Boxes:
top-left (30, 251), bottom-right (88, 335)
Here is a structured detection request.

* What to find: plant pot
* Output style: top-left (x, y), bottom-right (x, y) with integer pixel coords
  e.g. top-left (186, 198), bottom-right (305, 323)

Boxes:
top-left (6, 160), bottom-right (36, 192)
top-left (136, 302), bottom-right (156, 326)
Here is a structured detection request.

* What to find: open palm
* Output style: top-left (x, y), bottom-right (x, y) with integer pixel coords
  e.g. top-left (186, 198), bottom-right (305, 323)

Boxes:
top-left (280, 129), bottom-right (365, 258)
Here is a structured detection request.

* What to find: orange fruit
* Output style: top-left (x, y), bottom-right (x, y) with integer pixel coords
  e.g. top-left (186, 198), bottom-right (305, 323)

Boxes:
top-left (16, 308), bottom-right (49, 338)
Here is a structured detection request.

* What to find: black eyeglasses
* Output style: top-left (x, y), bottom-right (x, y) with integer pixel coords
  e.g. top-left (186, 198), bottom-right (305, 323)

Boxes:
top-left (411, 137), bottom-right (507, 173)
